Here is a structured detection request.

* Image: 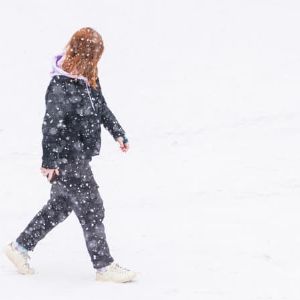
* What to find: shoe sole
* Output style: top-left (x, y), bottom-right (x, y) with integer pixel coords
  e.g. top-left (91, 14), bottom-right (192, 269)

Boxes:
top-left (96, 272), bottom-right (137, 283)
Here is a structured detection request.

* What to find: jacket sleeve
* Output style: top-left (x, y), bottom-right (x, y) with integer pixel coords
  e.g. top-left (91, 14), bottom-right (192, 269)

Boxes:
top-left (41, 78), bottom-right (67, 169)
top-left (100, 90), bottom-right (128, 142)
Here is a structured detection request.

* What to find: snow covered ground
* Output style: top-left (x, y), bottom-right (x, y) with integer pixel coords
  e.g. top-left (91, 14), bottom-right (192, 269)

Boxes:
top-left (1, 0), bottom-right (300, 299)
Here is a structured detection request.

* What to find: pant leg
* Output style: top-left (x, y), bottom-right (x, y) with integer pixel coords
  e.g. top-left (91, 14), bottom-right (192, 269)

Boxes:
top-left (61, 159), bottom-right (114, 269)
top-left (16, 182), bottom-right (73, 251)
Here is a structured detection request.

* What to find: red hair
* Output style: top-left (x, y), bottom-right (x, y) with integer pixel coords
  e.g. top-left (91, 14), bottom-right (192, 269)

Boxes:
top-left (61, 27), bottom-right (104, 89)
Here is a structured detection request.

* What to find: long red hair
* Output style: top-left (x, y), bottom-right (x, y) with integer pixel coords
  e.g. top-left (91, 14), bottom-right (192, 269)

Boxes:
top-left (61, 27), bottom-right (104, 90)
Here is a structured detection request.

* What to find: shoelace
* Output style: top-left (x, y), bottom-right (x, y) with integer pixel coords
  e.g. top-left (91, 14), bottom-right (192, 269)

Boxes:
top-left (20, 251), bottom-right (31, 260)
top-left (111, 263), bottom-right (130, 273)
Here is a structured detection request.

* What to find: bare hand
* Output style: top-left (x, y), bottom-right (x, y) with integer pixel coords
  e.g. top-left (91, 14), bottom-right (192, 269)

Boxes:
top-left (40, 167), bottom-right (60, 182)
top-left (116, 137), bottom-right (129, 153)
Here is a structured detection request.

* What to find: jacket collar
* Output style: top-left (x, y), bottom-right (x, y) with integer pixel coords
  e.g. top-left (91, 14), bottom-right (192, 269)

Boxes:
top-left (50, 52), bottom-right (89, 85)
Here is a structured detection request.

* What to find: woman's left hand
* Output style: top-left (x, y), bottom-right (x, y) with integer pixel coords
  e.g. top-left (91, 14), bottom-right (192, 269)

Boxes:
top-left (116, 137), bottom-right (129, 152)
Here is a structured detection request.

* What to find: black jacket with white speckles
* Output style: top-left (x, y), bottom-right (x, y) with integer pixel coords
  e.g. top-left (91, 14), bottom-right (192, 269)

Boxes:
top-left (41, 75), bottom-right (128, 169)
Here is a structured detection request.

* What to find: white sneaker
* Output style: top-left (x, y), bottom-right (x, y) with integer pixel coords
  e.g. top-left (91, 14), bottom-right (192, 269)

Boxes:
top-left (3, 242), bottom-right (35, 275)
top-left (96, 262), bottom-right (137, 283)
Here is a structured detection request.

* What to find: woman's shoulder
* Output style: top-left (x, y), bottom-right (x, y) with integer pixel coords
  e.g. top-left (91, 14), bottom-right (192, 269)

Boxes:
top-left (48, 75), bottom-right (102, 96)
top-left (47, 75), bottom-right (70, 90)
top-left (50, 75), bottom-right (77, 85)
top-left (49, 75), bottom-right (86, 94)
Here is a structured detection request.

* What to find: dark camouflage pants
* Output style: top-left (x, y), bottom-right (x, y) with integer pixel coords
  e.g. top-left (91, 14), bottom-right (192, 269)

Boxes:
top-left (16, 158), bottom-right (114, 269)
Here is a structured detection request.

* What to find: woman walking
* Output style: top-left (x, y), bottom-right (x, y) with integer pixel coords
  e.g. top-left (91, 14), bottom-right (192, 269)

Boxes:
top-left (4, 27), bottom-right (137, 283)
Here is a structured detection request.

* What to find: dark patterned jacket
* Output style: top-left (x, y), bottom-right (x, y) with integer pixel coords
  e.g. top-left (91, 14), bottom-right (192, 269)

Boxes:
top-left (41, 75), bottom-right (128, 169)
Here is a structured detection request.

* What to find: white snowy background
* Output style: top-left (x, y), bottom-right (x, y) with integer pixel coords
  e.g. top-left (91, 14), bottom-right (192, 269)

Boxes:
top-left (0, 0), bottom-right (299, 299)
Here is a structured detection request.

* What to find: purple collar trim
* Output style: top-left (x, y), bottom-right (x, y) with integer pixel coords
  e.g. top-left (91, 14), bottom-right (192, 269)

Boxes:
top-left (50, 52), bottom-right (89, 84)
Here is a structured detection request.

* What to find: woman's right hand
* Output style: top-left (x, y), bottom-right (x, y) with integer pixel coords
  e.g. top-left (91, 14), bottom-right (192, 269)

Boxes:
top-left (40, 167), bottom-right (60, 182)
top-left (115, 136), bottom-right (130, 153)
